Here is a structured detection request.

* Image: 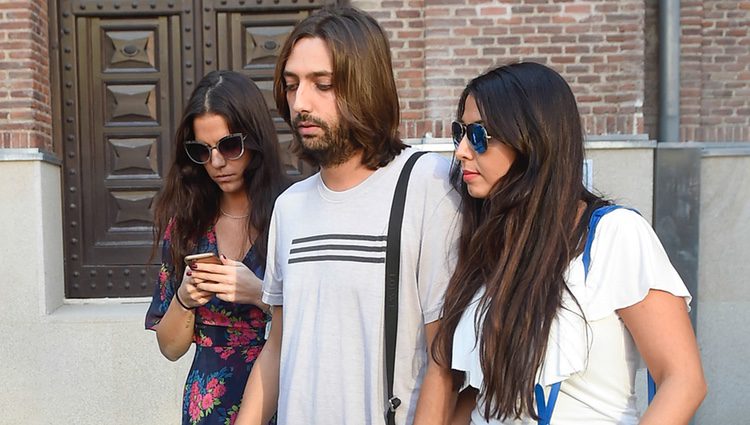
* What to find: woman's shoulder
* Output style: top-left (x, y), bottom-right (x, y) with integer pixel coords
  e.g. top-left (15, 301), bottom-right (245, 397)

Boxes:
top-left (580, 206), bottom-right (690, 320)
top-left (591, 207), bottom-right (663, 263)
top-left (595, 206), bottom-right (648, 230)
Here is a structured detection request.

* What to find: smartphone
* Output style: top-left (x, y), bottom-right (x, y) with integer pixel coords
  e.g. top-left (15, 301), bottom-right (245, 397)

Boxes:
top-left (184, 252), bottom-right (222, 267)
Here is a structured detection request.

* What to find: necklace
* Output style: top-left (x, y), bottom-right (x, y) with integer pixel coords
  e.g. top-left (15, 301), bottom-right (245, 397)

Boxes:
top-left (220, 207), bottom-right (249, 219)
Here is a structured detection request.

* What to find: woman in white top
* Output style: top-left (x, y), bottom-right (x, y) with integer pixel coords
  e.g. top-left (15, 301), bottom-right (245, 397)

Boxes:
top-left (415, 63), bottom-right (706, 425)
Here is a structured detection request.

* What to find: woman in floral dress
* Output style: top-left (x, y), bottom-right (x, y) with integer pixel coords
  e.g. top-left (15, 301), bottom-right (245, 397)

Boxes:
top-left (146, 70), bottom-right (286, 425)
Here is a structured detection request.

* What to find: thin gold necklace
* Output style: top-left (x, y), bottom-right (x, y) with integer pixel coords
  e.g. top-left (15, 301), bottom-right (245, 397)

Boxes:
top-left (219, 207), bottom-right (249, 219)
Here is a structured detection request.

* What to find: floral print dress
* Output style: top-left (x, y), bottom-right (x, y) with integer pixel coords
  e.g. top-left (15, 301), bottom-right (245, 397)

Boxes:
top-left (145, 224), bottom-right (271, 425)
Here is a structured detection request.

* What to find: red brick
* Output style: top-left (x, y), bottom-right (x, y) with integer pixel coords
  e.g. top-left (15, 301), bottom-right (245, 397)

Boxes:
top-left (424, 8), bottom-right (450, 18)
top-left (564, 4), bottom-right (592, 14)
top-left (396, 10), bottom-right (420, 19)
top-left (480, 7), bottom-right (509, 16)
top-left (454, 8), bottom-right (477, 17)
top-left (482, 26), bottom-right (509, 36)
top-left (482, 47), bottom-right (507, 56)
top-left (381, 20), bottom-right (404, 29)
top-left (552, 16), bottom-right (576, 24)
top-left (525, 15), bottom-right (550, 24)
top-left (397, 30), bottom-right (422, 39)
top-left (470, 37), bottom-right (493, 45)
top-left (425, 18), bottom-right (466, 27)
top-left (381, 1), bottom-right (404, 8)
top-left (538, 46), bottom-right (562, 54)
top-left (453, 48), bottom-right (478, 56)
top-left (454, 27), bottom-right (480, 37)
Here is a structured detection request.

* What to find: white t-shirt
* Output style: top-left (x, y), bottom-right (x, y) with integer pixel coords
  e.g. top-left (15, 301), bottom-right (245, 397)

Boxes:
top-left (263, 148), bottom-right (461, 425)
top-left (451, 208), bottom-right (691, 424)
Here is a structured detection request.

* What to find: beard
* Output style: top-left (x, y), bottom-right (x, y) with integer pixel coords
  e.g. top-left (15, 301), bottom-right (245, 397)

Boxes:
top-left (292, 113), bottom-right (356, 168)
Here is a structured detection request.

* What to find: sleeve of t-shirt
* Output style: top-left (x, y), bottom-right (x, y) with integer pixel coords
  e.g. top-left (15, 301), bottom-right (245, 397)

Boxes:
top-left (416, 157), bottom-right (462, 324)
top-left (262, 207), bottom-right (284, 306)
top-left (584, 208), bottom-right (692, 321)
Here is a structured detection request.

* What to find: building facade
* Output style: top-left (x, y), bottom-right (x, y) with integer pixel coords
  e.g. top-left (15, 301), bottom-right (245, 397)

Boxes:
top-left (1, 0), bottom-right (748, 423)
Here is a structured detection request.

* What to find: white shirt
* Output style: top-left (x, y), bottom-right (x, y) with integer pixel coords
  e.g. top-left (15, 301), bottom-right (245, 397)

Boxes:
top-left (263, 149), bottom-right (461, 425)
top-left (452, 209), bottom-right (691, 424)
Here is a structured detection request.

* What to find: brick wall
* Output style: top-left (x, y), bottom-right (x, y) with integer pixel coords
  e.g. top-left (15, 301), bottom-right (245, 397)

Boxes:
top-left (359, 0), bottom-right (647, 139)
top-left (363, 0), bottom-right (750, 143)
top-left (682, 1), bottom-right (750, 142)
top-left (0, 0), bottom-right (52, 151)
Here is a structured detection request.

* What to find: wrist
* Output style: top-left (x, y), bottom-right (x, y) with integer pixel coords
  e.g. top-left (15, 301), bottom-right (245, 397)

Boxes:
top-left (174, 291), bottom-right (196, 311)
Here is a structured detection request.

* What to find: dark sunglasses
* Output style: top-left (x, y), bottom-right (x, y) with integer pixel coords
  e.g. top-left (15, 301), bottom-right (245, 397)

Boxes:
top-left (451, 121), bottom-right (493, 154)
top-left (184, 133), bottom-right (246, 164)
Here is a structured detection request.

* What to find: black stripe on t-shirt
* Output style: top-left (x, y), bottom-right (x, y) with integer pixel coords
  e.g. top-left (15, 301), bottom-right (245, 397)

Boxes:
top-left (288, 233), bottom-right (387, 264)
top-left (292, 233), bottom-right (387, 244)
top-left (290, 244), bottom-right (387, 254)
top-left (288, 255), bottom-right (386, 264)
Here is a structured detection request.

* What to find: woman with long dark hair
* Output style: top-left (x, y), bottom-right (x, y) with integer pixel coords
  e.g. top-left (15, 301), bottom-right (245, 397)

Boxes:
top-left (424, 63), bottom-right (706, 424)
top-left (145, 70), bottom-right (286, 425)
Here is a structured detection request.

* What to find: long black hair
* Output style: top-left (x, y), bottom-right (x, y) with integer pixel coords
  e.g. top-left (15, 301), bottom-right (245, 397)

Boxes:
top-left (433, 62), bottom-right (609, 421)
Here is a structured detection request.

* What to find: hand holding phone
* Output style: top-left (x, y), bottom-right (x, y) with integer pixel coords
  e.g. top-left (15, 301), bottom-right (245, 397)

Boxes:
top-left (184, 252), bottom-right (222, 267)
top-left (175, 253), bottom-right (219, 310)
top-left (183, 253), bottom-right (263, 306)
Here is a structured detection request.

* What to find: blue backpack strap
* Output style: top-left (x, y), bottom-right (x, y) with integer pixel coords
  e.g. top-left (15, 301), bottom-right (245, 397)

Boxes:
top-left (535, 382), bottom-right (561, 425)
top-left (647, 371), bottom-right (657, 403)
top-left (533, 206), bottom-right (622, 424)
top-left (582, 205), bottom-right (657, 405)
top-left (535, 204), bottom-right (655, 424)
top-left (582, 205), bottom-right (623, 279)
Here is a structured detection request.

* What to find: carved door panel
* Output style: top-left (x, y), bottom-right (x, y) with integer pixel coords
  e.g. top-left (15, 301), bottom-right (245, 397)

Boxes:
top-left (58, 0), bottom-right (332, 298)
top-left (65, 10), bottom-right (182, 297)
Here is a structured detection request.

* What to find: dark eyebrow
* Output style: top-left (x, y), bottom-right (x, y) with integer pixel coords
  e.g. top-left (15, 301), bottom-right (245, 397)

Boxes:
top-left (282, 70), bottom-right (333, 79)
top-left (310, 71), bottom-right (333, 78)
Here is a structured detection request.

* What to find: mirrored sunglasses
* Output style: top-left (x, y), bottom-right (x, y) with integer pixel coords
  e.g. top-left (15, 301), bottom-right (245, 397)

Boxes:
top-left (184, 133), bottom-right (246, 164)
top-left (451, 121), bottom-right (492, 154)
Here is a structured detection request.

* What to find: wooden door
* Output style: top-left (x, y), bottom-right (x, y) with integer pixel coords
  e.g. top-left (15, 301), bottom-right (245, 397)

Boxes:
top-left (56, 0), bottom-right (330, 297)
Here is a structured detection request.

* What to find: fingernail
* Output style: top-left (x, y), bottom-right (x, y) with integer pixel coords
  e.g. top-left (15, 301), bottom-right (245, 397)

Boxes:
top-left (221, 254), bottom-right (226, 260)
top-left (189, 262), bottom-right (196, 270)
top-left (186, 270), bottom-right (192, 276)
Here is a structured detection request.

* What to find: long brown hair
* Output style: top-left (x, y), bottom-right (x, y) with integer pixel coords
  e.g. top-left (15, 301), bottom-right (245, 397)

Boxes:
top-left (152, 70), bottom-right (287, 280)
top-left (433, 62), bottom-right (609, 420)
top-left (272, 6), bottom-right (406, 169)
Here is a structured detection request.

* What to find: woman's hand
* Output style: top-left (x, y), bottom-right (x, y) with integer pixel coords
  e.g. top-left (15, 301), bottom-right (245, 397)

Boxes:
top-left (152, 266), bottom-right (211, 361)
top-left (177, 265), bottom-right (215, 309)
top-left (191, 255), bottom-right (266, 308)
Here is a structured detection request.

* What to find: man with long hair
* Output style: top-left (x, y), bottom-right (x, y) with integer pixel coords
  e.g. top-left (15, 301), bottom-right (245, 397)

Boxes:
top-left (235, 6), bottom-right (460, 425)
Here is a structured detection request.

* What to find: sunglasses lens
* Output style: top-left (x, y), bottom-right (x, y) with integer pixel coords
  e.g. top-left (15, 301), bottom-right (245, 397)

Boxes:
top-left (451, 121), bottom-right (464, 148)
top-left (467, 124), bottom-right (488, 154)
top-left (218, 135), bottom-right (244, 160)
top-left (185, 142), bottom-right (210, 163)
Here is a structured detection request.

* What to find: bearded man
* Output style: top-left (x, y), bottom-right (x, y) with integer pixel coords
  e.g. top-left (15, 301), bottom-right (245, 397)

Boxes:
top-left (236, 6), bottom-right (461, 425)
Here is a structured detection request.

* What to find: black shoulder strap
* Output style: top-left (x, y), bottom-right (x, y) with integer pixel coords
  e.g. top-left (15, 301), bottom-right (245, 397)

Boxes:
top-left (385, 150), bottom-right (428, 425)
